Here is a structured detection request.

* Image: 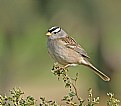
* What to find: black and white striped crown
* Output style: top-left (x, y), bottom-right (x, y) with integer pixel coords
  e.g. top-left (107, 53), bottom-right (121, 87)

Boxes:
top-left (48, 26), bottom-right (61, 34)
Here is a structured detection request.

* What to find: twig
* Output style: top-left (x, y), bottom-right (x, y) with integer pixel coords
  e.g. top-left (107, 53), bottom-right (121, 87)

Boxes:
top-left (71, 82), bottom-right (80, 101)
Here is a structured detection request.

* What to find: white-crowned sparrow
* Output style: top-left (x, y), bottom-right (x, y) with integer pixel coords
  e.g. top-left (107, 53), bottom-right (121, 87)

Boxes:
top-left (46, 26), bottom-right (110, 81)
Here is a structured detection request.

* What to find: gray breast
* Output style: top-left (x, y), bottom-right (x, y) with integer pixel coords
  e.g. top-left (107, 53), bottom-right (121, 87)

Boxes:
top-left (47, 39), bottom-right (82, 65)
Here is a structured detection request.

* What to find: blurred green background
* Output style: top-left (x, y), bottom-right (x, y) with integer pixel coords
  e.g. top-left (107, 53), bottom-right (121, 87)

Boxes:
top-left (0, 0), bottom-right (121, 104)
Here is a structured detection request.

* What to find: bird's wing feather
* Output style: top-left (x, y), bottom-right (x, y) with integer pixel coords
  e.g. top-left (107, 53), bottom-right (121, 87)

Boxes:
top-left (61, 36), bottom-right (90, 59)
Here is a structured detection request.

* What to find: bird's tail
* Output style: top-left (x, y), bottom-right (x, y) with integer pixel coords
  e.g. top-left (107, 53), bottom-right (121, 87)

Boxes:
top-left (81, 60), bottom-right (110, 81)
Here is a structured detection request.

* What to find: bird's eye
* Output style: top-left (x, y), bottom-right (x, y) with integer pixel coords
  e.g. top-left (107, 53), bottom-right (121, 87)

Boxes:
top-left (53, 32), bottom-right (57, 34)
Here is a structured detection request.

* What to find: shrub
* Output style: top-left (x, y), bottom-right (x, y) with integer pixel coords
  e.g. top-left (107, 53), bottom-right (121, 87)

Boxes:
top-left (0, 63), bottom-right (120, 106)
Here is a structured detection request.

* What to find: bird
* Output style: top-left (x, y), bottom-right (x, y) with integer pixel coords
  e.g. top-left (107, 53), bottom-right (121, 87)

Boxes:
top-left (46, 26), bottom-right (110, 81)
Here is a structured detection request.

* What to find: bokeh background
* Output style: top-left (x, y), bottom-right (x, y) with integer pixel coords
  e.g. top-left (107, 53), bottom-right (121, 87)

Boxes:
top-left (0, 0), bottom-right (121, 105)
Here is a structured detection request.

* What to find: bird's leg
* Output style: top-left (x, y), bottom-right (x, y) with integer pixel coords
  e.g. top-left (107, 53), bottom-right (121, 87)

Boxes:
top-left (63, 64), bottom-right (77, 69)
top-left (52, 63), bottom-right (77, 72)
top-left (62, 64), bottom-right (70, 71)
top-left (63, 64), bottom-right (70, 68)
top-left (55, 64), bottom-right (70, 71)
top-left (51, 63), bottom-right (70, 72)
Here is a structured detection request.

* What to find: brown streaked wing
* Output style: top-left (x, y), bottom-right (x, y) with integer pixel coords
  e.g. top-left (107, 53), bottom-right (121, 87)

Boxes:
top-left (61, 36), bottom-right (90, 59)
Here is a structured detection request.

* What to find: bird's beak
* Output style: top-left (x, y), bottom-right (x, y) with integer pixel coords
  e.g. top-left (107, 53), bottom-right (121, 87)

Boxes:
top-left (46, 32), bottom-right (52, 36)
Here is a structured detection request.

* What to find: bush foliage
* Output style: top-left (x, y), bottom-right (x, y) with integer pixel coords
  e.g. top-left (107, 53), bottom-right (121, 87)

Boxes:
top-left (0, 64), bottom-right (120, 106)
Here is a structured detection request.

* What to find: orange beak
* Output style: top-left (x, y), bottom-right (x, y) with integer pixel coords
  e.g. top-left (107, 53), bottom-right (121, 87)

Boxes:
top-left (46, 32), bottom-right (52, 36)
